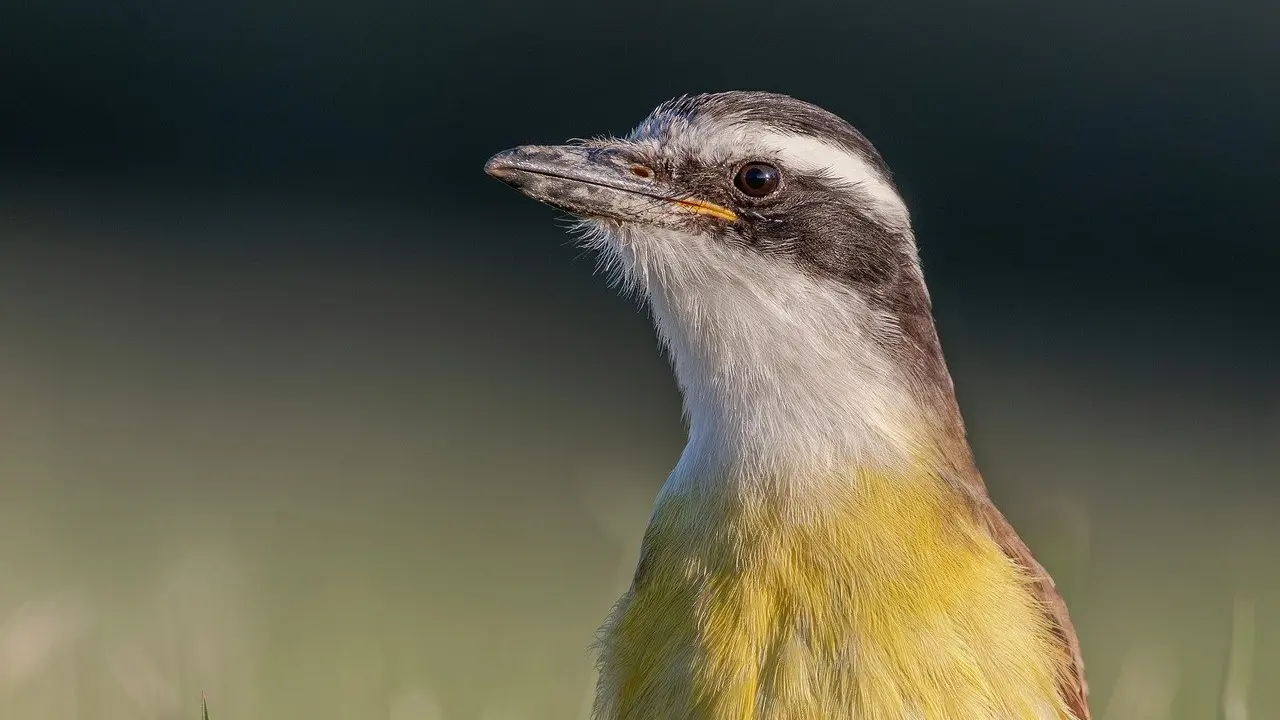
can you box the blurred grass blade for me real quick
[1223,594,1255,720]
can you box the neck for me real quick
[634,238,969,494]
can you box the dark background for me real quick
[0,1,1276,717]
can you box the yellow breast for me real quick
[591,468,1077,720]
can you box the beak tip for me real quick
[484,151,517,180]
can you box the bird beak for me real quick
[484,144,737,224]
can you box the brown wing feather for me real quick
[976,498,1091,720]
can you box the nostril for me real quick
[629,164,654,179]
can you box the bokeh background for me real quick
[2,0,1277,718]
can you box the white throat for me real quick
[600,225,930,491]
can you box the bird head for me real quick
[486,92,964,475]
[484,91,915,292]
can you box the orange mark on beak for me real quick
[671,198,737,222]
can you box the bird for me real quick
[484,91,1089,720]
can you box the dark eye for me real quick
[733,162,781,197]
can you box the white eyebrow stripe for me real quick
[758,131,910,229]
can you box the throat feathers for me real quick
[486,91,1090,720]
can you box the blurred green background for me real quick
[1,0,1277,718]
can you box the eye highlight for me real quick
[733,162,781,197]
